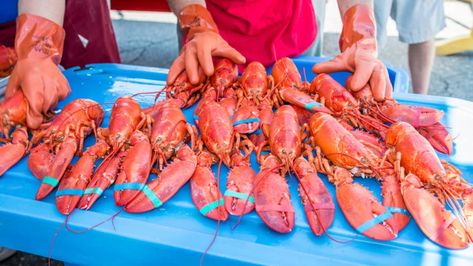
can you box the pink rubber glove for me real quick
[167,4,245,85]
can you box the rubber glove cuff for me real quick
[339,4,376,53]
[178,4,219,43]
[15,13,65,64]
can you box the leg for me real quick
[391,0,445,94]
[408,41,435,94]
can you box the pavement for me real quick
[1,1,472,265]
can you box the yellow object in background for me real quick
[436,28,473,55]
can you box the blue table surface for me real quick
[1,58,473,265]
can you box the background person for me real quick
[374,0,446,94]
[166,0,393,102]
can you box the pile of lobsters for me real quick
[0,56,471,250]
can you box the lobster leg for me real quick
[0,127,28,176]
[114,130,152,206]
[400,171,469,249]
[125,145,197,213]
[35,135,79,200]
[55,140,109,215]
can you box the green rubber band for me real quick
[224,190,254,203]
[199,198,224,216]
[142,185,163,208]
[84,187,104,196]
[42,176,59,187]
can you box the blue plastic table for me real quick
[1,58,473,265]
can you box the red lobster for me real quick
[255,105,335,235]
[124,99,198,213]
[28,99,104,200]
[0,91,29,176]
[271,57,331,114]
[308,112,410,240]
[386,122,473,249]
[78,96,151,209]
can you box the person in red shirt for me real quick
[166,0,392,102]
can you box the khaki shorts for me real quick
[375,0,446,47]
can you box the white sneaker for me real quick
[0,247,16,262]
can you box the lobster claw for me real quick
[417,122,453,155]
[401,173,469,249]
[293,157,334,235]
[254,155,295,233]
[381,174,411,232]
[0,127,28,176]
[125,145,197,213]
[114,130,152,206]
[78,151,125,210]
[379,103,444,127]
[56,141,109,215]
[224,165,256,216]
[333,167,397,240]
[337,181,398,240]
[278,86,332,114]
[232,103,260,134]
[31,135,79,200]
[190,151,228,221]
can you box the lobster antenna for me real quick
[200,158,224,266]
[48,217,66,266]
[64,208,123,234]
[199,220,221,266]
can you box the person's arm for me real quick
[337,0,372,16]
[313,0,392,101]
[6,0,69,129]
[167,0,205,14]
[166,0,245,85]
[19,0,65,25]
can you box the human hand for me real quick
[5,13,69,129]
[312,38,392,101]
[167,31,245,85]
[6,57,70,128]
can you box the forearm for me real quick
[19,0,65,25]
[337,0,372,16]
[167,0,206,15]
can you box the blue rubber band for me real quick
[142,185,163,208]
[356,209,393,233]
[193,114,199,121]
[304,101,323,110]
[232,117,261,127]
[388,207,411,216]
[42,176,59,187]
[224,190,254,203]
[200,198,224,216]
[114,182,145,191]
[56,189,84,197]
[84,187,104,196]
[253,129,263,135]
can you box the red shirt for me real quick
[206,0,317,67]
